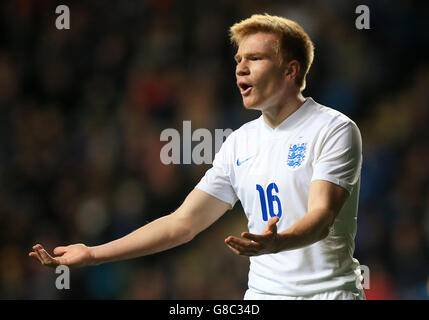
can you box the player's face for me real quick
[235,32,286,110]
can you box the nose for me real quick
[236,60,250,77]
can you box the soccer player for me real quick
[29,14,365,300]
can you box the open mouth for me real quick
[238,82,253,96]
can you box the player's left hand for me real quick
[224,217,281,256]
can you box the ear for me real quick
[284,60,301,82]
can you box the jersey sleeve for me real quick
[194,133,239,208]
[311,121,362,194]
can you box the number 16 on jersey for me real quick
[256,183,283,221]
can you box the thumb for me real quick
[267,217,279,233]
[53,246,68,255]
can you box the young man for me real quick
[29,14,365,300]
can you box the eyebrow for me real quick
[234,52,266,62]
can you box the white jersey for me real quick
[195,97,363,296]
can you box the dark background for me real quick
[0,0,428,299]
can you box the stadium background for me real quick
[0,0,428,299]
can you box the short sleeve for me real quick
[195,134,239,208]
[311,121,362,194]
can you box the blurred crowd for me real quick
[0,0,428,299]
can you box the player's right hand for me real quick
[29,243,95,268]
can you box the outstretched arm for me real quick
[225,179,349,256]
[29,189,231,268]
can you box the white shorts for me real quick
[244,288,366,300]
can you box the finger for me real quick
[226,236,255,247]
[225,243,241,255]
[35,247,50,265]
[39,248,55,263]
[33,244,43,251]
[226,242,250,256]
[226,242,258,256]
[241,232,265,243]
[29,252,41,263]
[53,246,67,256]
[32,244,51,265]
[225,236,261,254]
[37,248,58,267]
[34,248,44,263]
[267,217,279,232]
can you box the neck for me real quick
[262,93,306,129]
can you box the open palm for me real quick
[29,243,94,268]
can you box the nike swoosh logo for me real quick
[236,156,253,166]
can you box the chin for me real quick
[242,98,260,110]
[242,102,262,111]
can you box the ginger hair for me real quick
[230,14,314,91]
